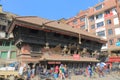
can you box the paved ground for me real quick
[31,72,120,80]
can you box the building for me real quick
[66,0,120,56]
[7,16,106,68]
[0,5,17,62]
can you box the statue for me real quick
[62,45,68,55]
[43,42,50,55]
[44,42,50,50]
[92,50,97,57]
[81,48,87,57]
[51,44,62,54]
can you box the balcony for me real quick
[0,46,17,51]
[0,19,8,26]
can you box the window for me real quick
[115,28,120,35]
[0,17,7,23]
[10,51,16,59]
[0,51,8,59]
[108,29,113,35]
[114,18,119,25]
[109,39,114,45]
[117,38,120,42]
[91,24,95,29]
[80,17,85,22]
[97,31,105,37]
[73,20,77,24]
[103,44,106,47]
[96,21,104,28]
[0,25,6,31]
[89,16,94,22]
[30,29,39,34]
[95,4,102,10]
[105,10,110,15]
[80,25,85,30]
[107,19,111,24]
[96,13,103,19]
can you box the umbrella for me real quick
[97,62,106,67]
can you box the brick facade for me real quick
[66,0,120,52]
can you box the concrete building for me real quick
[66,0,120,56]
[0,5,17,61]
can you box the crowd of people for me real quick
[17,62,112,80]
[86,63,111,78]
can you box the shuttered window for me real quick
[0,51,8,59]
[10,51,16,59]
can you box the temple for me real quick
[7,16,107,68]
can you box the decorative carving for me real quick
[81,48,87,57]
[62,45,68,55]
[51,44,62,54]
[44,42,50,50]
[21,44,31,54]
[42,42,51,55]
[92,50,98,57]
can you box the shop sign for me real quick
[73,54,80,60]
[108,56,120,62]
[48,61,61,64]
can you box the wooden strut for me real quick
[79,33,81,44]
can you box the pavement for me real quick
[31,72,120,80]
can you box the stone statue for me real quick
[92,50,97,57]
[44,42,50,50]
[81,48,87,57]
[62,45,68,55]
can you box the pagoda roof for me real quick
[8,16,107,44]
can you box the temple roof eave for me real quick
[7,16,107,44]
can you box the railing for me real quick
[0,46,16,51]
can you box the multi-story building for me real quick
[0,5,17,61]
[66,0,120,57]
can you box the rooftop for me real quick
[8,16,107,43]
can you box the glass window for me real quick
[91,24,95,29]
[117,38,120,42]
[105,10,110,15]
[80,25,85,30]
[109,39,114,45]
[89,16,94,22]
[80,17,85,22]
[103,44,106,47]
[0,51,8,59]
[97,31,105,37]
[10,51,16,59]
[107,19,111,24]
[97,21,104,28]
[96,13,103,19]
[73,20,77,24]
[0,25,6,31]
[108,29,113,35]
[95,4,102,10]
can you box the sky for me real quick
[0,0,103,20]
